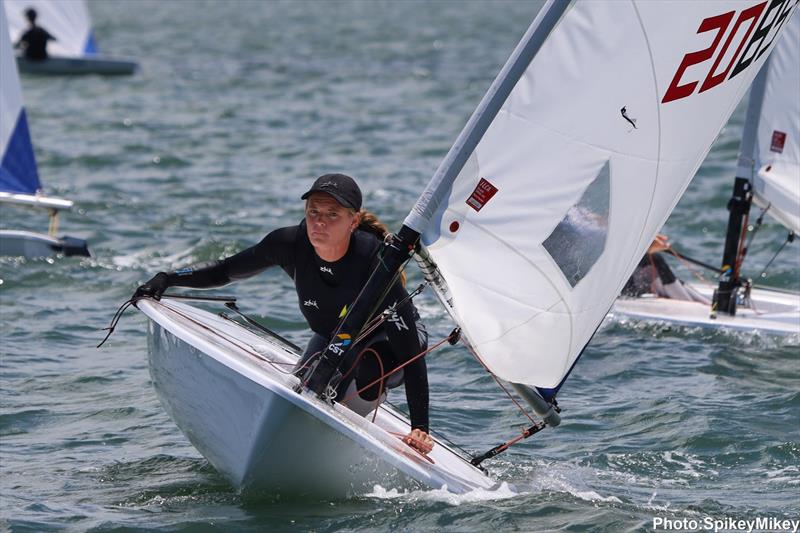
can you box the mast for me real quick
[713,178,752,316]
[302,0,572,398]
[712,46,773,316]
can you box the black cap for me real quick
[301,173,362,210]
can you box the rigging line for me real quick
[157,300,479,459]
[364,348,386,424]
[341,332,482,461]
[342,334,454,404]
[97,297,137,348]
[163,302,303,377]
[738,205,768,275]
[353,282,430,346]
[756,231,795,281]
[734,209,753,278]
[160,293,238,303]
[217,311,304,368]
[222,302,303,352]
[666,248,724,275]
[165,302,480,462]
[380,397,478,463]
[744,205,768,251]
[463,342,537,425]
[665,248,707,283]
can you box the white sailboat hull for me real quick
[140,298,495,496]
[611,282,800,336]
[17,55,137,75]
[0,229,88,258]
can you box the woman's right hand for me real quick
[402,428,434,455]
[133,272,169,300]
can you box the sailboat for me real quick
[612,12,800,336]
[0,3,89,258]
[134,0,797,495]
[5,0,137,75]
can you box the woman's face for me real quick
[305,193,358,252]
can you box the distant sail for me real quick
[0,2,41,194]
[737,11,799,234]
[406,0,797,389]
[5,0,97,57]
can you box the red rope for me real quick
[342,335,453,404]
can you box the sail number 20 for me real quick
[661,0,795,104]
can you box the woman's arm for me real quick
[383,283,430,434]
[134,226,298,299]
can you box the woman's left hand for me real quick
[402,428,434,455]
[647,233,671,254]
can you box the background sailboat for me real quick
[0,2,89,258]
[612,12,799,336]
[134,0,796,495]
[5,0,137,75]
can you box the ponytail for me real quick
[357,208,407,287]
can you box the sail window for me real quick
[542,161,610,287]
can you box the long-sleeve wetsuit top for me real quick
[161,221,429,431]
[16,27,55,60]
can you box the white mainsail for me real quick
[406,0,797,390]
[0,1,41,194]
[5,0,97,58]
[737,12,799,234]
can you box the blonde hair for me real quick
[357,208,407,287]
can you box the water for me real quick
[1,1,798,531]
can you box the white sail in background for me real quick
[737,12,799,234]
[406,0,797,389]
[5,0,97,57]
[0,1,41,194]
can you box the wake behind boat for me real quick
[5,0,137,76]
[130,0,797,496]
[139,296,495,496]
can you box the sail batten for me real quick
[411,1,797,389]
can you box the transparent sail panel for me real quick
[543,161,610,287]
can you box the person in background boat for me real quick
[14,8,56,62]
[621,234,710,304]
[133,173,435,455]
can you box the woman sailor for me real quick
[134,173,434,455]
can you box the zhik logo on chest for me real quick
[304,299,319,309]
[387,307,409,331]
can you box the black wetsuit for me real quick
[621,253,677,297]
[160,221,430,431]
[17,27,55,61]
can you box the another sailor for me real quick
[14,8,56,62]
[134,173,434,455]
[622,234,710,303]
